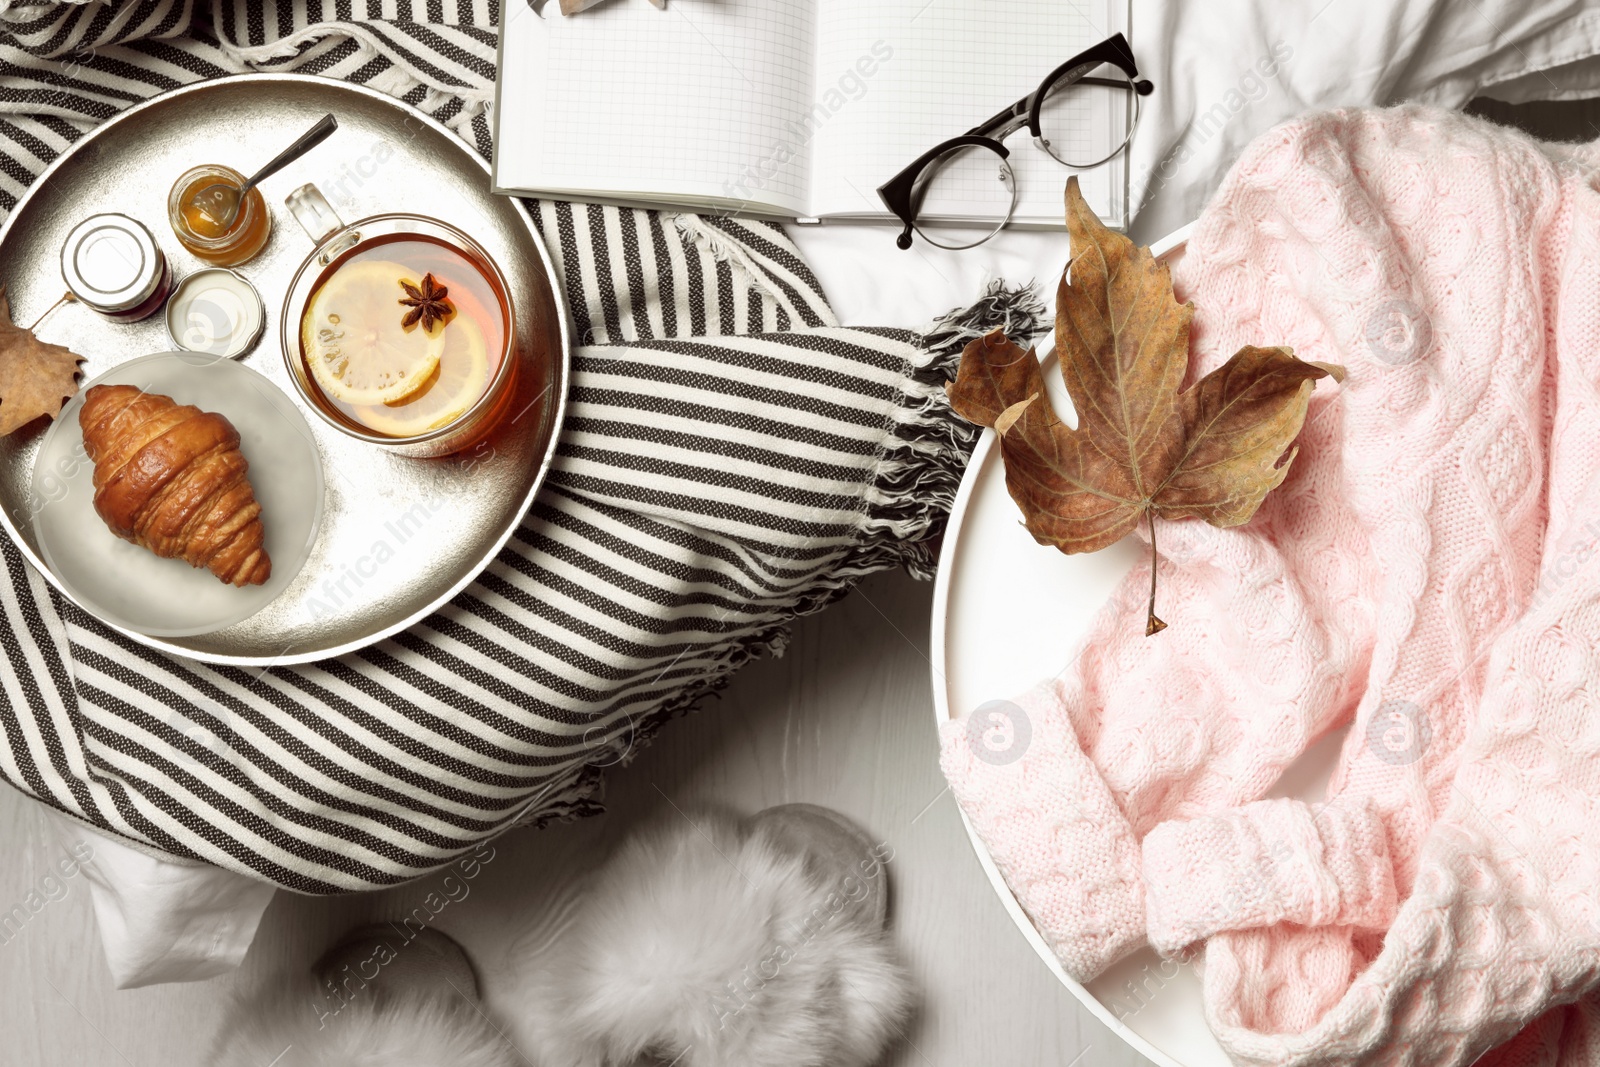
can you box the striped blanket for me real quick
[0,0,1002,892]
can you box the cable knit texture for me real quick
[1142,797,1397,956]
[943,684,1146,979]
[940,105,1600,1066]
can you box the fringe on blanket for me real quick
[529,280,1049,824]
[862,280,1048,579]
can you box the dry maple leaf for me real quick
[0,287,85,437]
[947,177,1343,635]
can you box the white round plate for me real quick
[30,351,324,638]
[931,224,1349,1066]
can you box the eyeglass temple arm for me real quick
[1084,75,1154,94]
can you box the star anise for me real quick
[399,273,452,331]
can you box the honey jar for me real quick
[167,164,272,266]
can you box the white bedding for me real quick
[1123,0,1600,242]
[75,0,1600,987]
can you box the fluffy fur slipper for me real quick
[209,928,517,1067]
[511,806,916,1067]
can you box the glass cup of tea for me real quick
[279,184,518,458]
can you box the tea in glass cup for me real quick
[299,235,508,440]
[279,184,519,458]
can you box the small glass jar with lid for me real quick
[167,164,272,266]
[59,213,173,322]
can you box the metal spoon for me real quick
[192,113,339,232]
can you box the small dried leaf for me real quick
[0,287,86,436]
[947,178,1344,633]
[946,328,1047,427]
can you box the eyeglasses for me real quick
[878,33,1152,251]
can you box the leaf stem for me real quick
[1146,513,1167,636]
[26,291,75,333]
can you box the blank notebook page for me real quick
[496,0,817,215]
[809,0,1122,225]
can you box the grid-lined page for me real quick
[496,1,817,216]
[809,0,1124,226]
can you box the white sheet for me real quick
[44,813,275,988]
[72,0,1600,986]
[1123,0,1600,241]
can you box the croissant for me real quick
[79,384,271,587]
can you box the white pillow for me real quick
[1127,0,1600,240]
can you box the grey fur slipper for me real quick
[208,927,515,1067]
[511,805,915,1067]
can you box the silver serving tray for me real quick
[0,74,570,666]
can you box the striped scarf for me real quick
[0,0,1011,892]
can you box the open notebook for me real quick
[493,0,1132,228]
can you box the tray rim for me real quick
[928,224,1199,1067]
[0,72,573,668]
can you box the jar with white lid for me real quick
[59,213,173,322]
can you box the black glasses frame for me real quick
[877,33,1153,250]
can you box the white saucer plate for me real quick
[30,351,324,639]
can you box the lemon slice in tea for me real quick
[302,260,446,406]
[355,313,492,437]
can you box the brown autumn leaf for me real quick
[947,177,1343,635]
[0,287,85,437]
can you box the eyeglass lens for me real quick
[907,144,1019,250]
[1034,65,1142,169]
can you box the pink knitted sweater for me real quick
[941,106,1600,1066]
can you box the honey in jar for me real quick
[166,164,272,266]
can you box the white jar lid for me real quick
[164,268,266,359]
